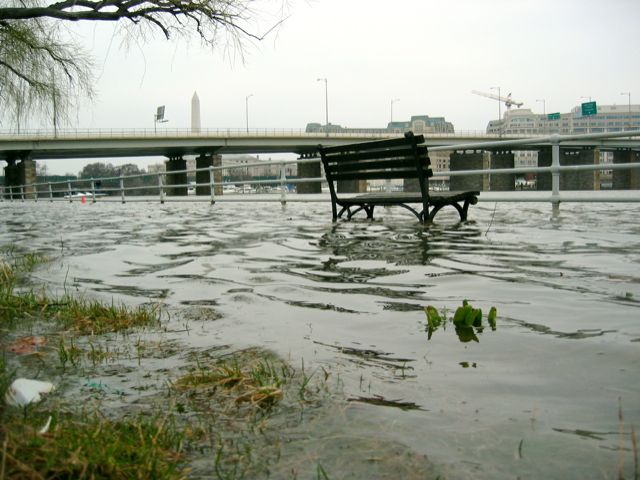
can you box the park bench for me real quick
[318,132,479,223]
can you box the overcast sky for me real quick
[5,0,640,175]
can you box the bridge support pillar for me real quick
[449,151,485,191]
[490,151,515,191]
[195,154,222,195]
[403,177,423,193]
[3,155,36,199]
[165,156,188,196]
[538,148,599,191]
[613,150,640,189]
[565,149,599,190]
[297,153,321,194]
[337,179,367,194]
[536,147,552,191]
[3,158,19,199]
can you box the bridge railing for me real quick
[0,127,494,140]
[0,157,326,204]
[2,156,640,205]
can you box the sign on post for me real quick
[581,101,597,116]
[155,105,165,122]
[547,112,561,121]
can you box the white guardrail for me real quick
[2,131,640,205]
[0,128,493,140]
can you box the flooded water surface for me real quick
[2,199,639,479]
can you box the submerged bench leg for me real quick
[331,200,338,221]
[364,205,375,219]
[428,202,465,223]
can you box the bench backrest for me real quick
[318,132,432,199]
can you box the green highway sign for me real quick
[581,101,597,116]
[547,112,561,120]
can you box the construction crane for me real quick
[472,90,524,109]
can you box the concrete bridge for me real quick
[2,128,640,161]
[2,128,640,195]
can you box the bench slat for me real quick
[319,134,425,154]
[327,157,425,172]
[330,169,426,181]
[323,147,421,164]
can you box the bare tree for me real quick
[0,0,285,128]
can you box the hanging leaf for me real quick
[424,306,443,340]
[488,307,497,330]
[425,306,442,329]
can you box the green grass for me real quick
[1,249,184,477]
[0,413,189,479]
[1,250,161,334]
[173,351,295,410]
[50,296,161,335]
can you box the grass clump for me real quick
[0,251,49,328]
[50,296,161,335]
[173,350,294,410]
[1,247,161,335]
[0,414,188,479]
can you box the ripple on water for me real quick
[1,200,639,479]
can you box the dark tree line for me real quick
[78,161,157,195]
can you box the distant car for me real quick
[63,191,107,199]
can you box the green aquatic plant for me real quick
[424,301,497,342]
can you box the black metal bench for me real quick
[318,132,479,223]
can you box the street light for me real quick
[317,78,329,128]
[390,98,399,124]
[537,99,546,134]
[245,94,253,133]
[621,92,631,129]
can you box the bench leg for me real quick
[364,205,374,220]
[460,199,471,221]
[428,202,465,223]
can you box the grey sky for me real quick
[4,0,640,175]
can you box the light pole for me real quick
[581,96,592,133]
[317,78,328,128]
[621,92,631,129]
[537,99,546,134]
[390,98,399,124]
[245,94,253,133]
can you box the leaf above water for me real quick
[425,302,497,343]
